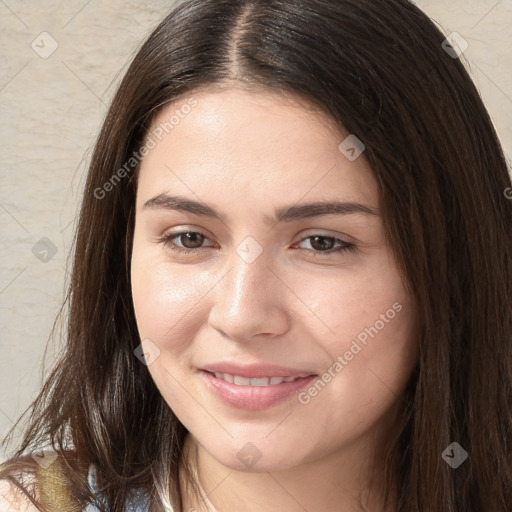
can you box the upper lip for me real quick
[201,362,317,379]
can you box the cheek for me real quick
[287,253,413,346]
[130,252,218,405]
[288,256,418,392]
[130,247,217,352]
[292,277,417,448]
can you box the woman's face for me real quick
[131,87,419,473]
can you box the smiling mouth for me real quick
[200,370,318,410]
[207,371,312,386]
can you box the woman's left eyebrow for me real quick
[142,193,379,224]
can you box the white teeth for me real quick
[212,372,309,386]
[233,375,251,385]
[250,377,270,386]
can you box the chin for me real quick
[199,436,310,473]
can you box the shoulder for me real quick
[1,452,152,512]
[0,452,41,511]
[0,450,88,512]
[0,477,39,512]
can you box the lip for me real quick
[202,362,316,379]
[198,364,317,410]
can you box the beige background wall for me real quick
[0,0,511,460]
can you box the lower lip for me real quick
[199,370,317,410]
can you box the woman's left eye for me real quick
[156,231,355,257]
[294,235,355,256]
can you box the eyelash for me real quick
[156,230,356,257]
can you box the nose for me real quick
[207,246,292,342]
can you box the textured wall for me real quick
[0,0,511,460]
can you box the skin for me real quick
[130,86,419,512]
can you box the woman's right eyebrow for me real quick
[143,193,223,220]
[142,193,380,225]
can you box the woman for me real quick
[1,0,511,510]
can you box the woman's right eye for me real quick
[157,231,215,254]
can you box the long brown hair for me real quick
[2,0,512,510]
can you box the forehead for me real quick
[137,88,378,209]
